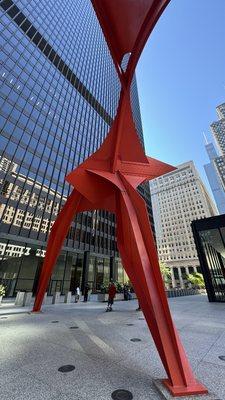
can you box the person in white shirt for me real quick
[75,286,80,303]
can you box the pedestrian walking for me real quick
[136,301,141,311]
[83,284,89,302]
[123,284,129,301]
[128,288,132,300]
[75,286,80,303]
[106,282,116,312]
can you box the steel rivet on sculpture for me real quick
[33,0,208,396]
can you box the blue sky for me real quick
[136,0,225,196]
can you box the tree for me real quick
[187,272,205,289]
[159,262,171,288]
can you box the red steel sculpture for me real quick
[33,0,208,396]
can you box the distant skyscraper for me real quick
[211,103,225,154]
[216,103,225,120]
[210,103,225,191]
[150,161,216,288]
[204,102,225,214]
[0,0,152,297]
[204,142,225,214]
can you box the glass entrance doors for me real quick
[69,254,83,294]
[87,256,110,292]
[192,215,225,302]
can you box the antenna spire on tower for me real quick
[203,132,208,145]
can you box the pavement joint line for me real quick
[0,311,31,316]
[196,330,225,368]
[196,359,225,371]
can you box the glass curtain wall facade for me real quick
[0,0,153,296]
[204,142,225,214]
[208,103,225,204]
[192,215,225,302]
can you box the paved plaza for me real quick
[0,295,225,400]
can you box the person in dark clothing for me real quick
[136,301,141,311]
[83,284,89,302]
[106,282,116,311]
[123,284,129,301]
[128,288,132,300]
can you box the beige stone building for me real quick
[150,161,217,288]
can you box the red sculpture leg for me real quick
[33,189,83,312]
[116,174,207,396]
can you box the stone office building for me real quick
[150,161,217,288]
[0,0,153,296]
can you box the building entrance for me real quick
[192,215,225,302]
[69,253,83,294]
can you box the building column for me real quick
[110,256,115,281]
[193,266,197,273]
[81,251,89,294]
[32,259,43,295]
[178,267,184,289]
[114,259,119,282]
[185,267,189,276]
[171,268,176,288]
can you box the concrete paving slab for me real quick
[1,296,225,399]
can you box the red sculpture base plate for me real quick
[162,379,208,397]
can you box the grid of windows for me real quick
[216,103,225,120]
[212,119,225,157]
[209,102,225,195]
[150,162,216,286]
[0,0,119,252]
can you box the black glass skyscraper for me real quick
[0,0,153,297]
